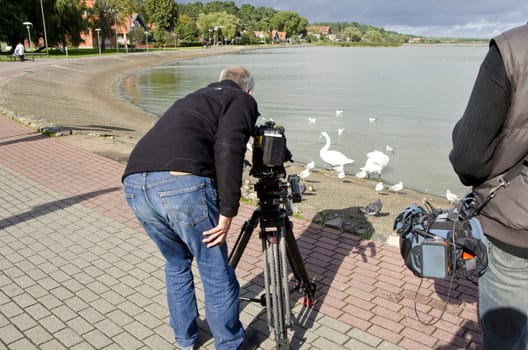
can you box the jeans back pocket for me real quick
[159,183,208,226]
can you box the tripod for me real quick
[229,177,316,349]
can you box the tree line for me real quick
[0,0,413,52]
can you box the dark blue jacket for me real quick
[123,80,260,217]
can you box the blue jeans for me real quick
[123,172,245,350]
[479,234,528,350]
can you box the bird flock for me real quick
[298,109,407,216]
[292,109,461,215]
[308,113,402,195]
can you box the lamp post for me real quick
[145,31,149,53]
[39,0,49,55]
[22,22,33,51]
[95,28,101,54]
[22,21,34,61]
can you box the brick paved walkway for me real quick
[0,115,481,349]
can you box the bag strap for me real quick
[477,154,528,213]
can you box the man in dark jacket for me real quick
[450,24,528,349]
[122,66,259,350]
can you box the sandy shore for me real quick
[0,47,453,243]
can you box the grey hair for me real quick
[219,66,255,92]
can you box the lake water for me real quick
[120,44,489,197]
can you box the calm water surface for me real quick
[121,45,489,197]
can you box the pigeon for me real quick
[308,117,317,124]
[385,145,395,154]
[336,110,344,117]
[360,199,383,216]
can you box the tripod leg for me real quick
[279,227,292,326]
[228,208,261,269]
[284,216,316,306]
[269,236,289,349]
[262,237,273,328]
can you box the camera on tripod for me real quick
[250,121,302,205]
[230,121,316,346]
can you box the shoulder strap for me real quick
[477,154,528,213]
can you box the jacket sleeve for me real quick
[449,42,511,186]
[214,93,259,217]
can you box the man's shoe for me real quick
[238,330,260,350]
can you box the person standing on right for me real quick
[450,24,528,349]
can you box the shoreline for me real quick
[0,46,453,243]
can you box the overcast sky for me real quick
[189,0,527,38]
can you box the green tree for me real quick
[269,11,307,37]
[237,4,256,30]
[52,0,88,47]
[0,0,27,50]
[153,27,170,47]
[175,14,198,42]
[204,1,238,16]
[343,26,362,42]
[363,29,382,43]
[197,11,239,45]
[177,2,204,21]
[145,0,178,31]
[254,7,277,31]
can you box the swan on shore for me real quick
[356,150,389,178]
[319,132,354,169]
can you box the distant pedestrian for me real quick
[13,42,25,62]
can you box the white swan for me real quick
[357,150,390,178]
[319,132,354,168]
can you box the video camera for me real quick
[393,196,487,280]
[249,121,302,211]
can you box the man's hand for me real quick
[202,215,233,248]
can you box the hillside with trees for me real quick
[1,0,416,53]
